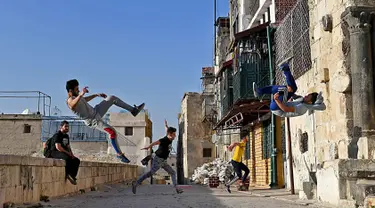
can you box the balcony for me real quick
[201,96,217,123]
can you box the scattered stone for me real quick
[191,158,234,185]
[39,195,49,202]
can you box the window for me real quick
[171,163,175,166]
[125,127,133,136]
[23,124,31,133]
[203,148,212,158]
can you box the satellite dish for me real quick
[21,109,32,115]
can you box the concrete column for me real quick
[342,7,375,158]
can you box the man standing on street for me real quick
[50,120,81,185]
[132,126,183,194]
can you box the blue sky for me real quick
[0,0,228,142]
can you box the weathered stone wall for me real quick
[0,155,138,205]
[70,142,108,153]
[180,92,215,180]
[0,114,43,156]
[286,0,357,191]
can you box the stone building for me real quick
[178,92,214,183]
[109,111,153,165]
[0,114,43,155]
[273,0,375,207]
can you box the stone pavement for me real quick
[37,183,330,208]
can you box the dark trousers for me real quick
[51,151,80,178]
[257,64,297,111]
[231,160,250,183]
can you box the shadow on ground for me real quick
[40,183,309,208]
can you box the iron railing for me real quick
[274,0,311,85]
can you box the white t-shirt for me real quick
[272,101,308,117]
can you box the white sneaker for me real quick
[253,82,259,98]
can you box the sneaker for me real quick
[253,82,259,98]
[277,56,293,70]
[66,175,77,185]
[226,185,231,193]
[132,181,137,194]
[131,103,145,117]
[117,154,130,163]
[176,187,184,194]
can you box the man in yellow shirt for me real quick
[225,137,250,193]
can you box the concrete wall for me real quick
[0,155,138,205]
[0,114,43,155]
[70,142,108,153]
[180,93,215,181]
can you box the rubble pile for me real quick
[191,158,234,185]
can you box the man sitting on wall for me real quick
[50,120,80,185]
[252,57,326,117]
[225,136,250,193]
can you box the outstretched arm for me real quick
[164,119,168,133]
[84,93,107,102]
[84,94,98,102]
[228,142,240,151]
[141,140,161,150]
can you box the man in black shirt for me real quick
[132,126,183,194]
[50,121,80,185]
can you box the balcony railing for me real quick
[201,97,217,123]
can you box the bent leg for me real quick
[95,95,134,117]
[162,163,177,187]
[70,158,81,178]
[258,85,287,96]
[239,162,250,184]
[282,64,298,93]
[136,156,162,185]
[96,120,123,155]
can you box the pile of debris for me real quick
[191,158,234,185]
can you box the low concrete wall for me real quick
[0,155,138,205]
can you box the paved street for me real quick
[41,184,317,208]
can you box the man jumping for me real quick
[66,79,145,163]
[253,58,325,117]
[132,126,183,194]
[225,136,250,193]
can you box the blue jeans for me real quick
[136,155,177,186]
[256,64,297,111]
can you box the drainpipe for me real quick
[267,25,278,188]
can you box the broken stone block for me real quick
[357,135,375,159]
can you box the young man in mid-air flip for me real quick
[253,57,326,117]
[66,79,145,163]
[132,124,183,194]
